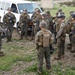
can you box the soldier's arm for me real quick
[39,14,42,21]
[35,34,39,44]
[19,15,23,23]
[3,14,7,24]
[0,26,7,33]
[35,33,39,49]
[56,23,64,39]
[13,14,16,23]
[49,31,53,45]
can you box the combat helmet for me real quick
[71,13,75,20]
[57,12,65,18]
[35,8,40,12]
[70,11,74,16]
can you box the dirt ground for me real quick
[0,29,75,75]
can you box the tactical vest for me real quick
[38,30,51,47]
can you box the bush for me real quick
[60,2,75,7]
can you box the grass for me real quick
[0,39,36,71]
[22,62,75,75]
[48,4,75,18]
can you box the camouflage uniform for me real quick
[46,11,54,33]
[69,14,75,53]
[53,14,59,44]
[55,14,66,60]
[35,21,52,73]
[71,23,75,53]
[19,10,30,39]
[3,8,16,42]
[0,23,7,56]
[31,9,42,35]
[66,11,74,49]
[41,13,50,30]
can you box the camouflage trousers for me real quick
[68,34,72,48]
[34,25,39,35]
[57,38,65,58]
[6,24,13,42]
[20,23,28,39]
[71,35,75,52]
[37,47,51,72]
[0,34,2,52]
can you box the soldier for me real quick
[41,13,54,52]
[53,12,59,44]
[46,11,53,33]
[31,8,42,36]
[0,16,7,56]
[67,11,74,25]
[41,13,50,29]
[0,16,6,38]
[54,13,66,60]
[69,13,75,54]
[19,9,30,40]
[3,7,16,42]
[35,21,52,74]
[66,11,74,49]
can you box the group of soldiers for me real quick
[0,7,16,56]
[34,9,75,74]
[0,7,75,74]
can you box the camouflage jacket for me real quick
[3,12,16,25]
[35,29,52,47]
[19,13,30,24]
[56,20,67,40]
[31,13,42,23]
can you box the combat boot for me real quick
[73,55,75,57]
[67,43,72,49]
[0,52,4,56]
[19,37,23,40]
[19,36,23,40]
[70,50,75,53]
[6,40,12,42]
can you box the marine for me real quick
[31,8,42,36]
[19,9,30,40]
[3,7,16,42]
[54,13,67,60]
[69,13,75,54]
[35,21,52,74]
[66,11,75,49]
[0,16,7,56]
[46,11,54,33]
[41,13,50,30]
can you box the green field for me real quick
[50,4,75,18]
[0,4,75,75]
[0,39,75,75]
